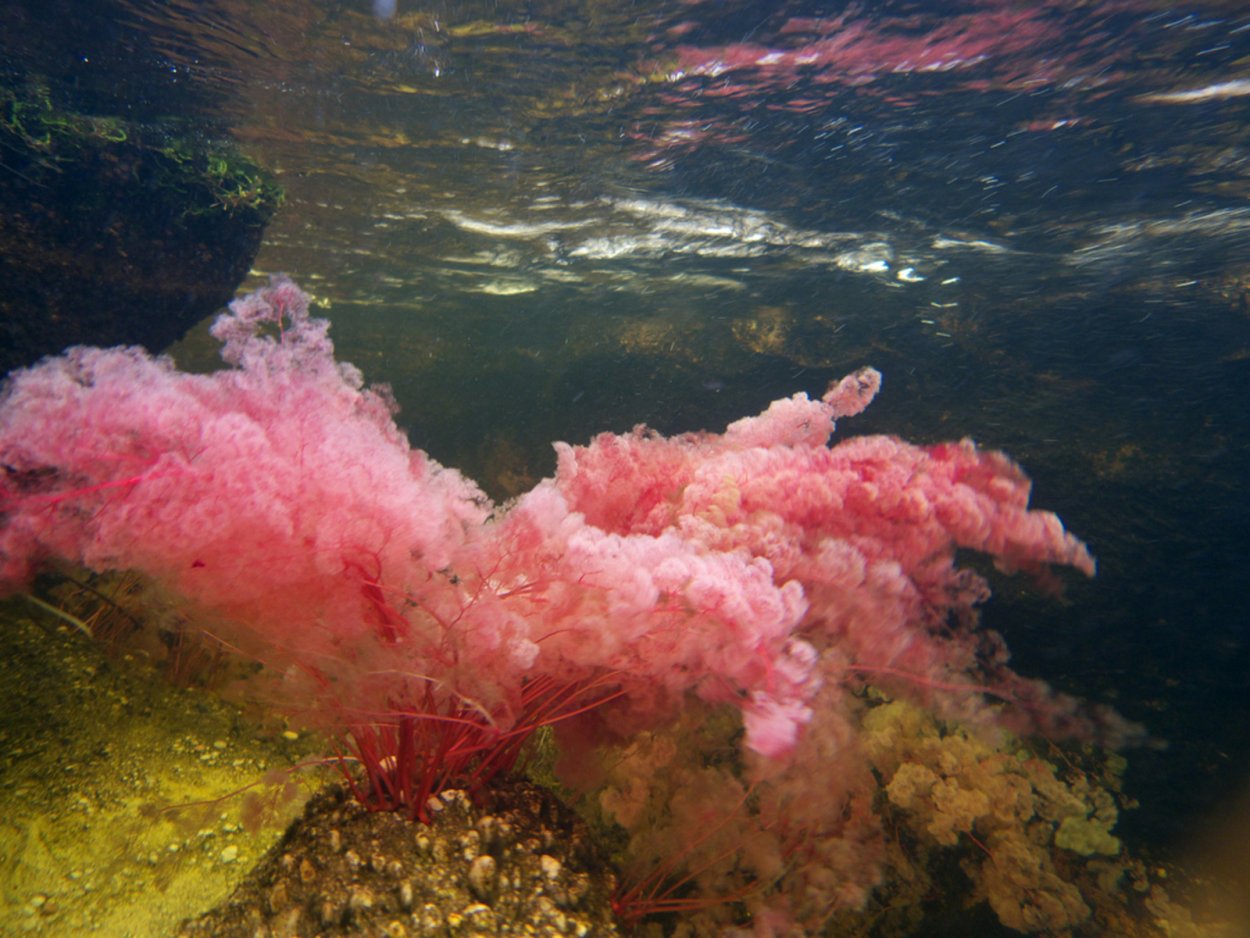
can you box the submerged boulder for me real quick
[0,85,281,374]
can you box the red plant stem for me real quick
[844,663,1015,701]
[2,465,181,511]
[611,782,761,924]
[343,673,626,823]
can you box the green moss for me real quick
[1,83,282,226]
[0,81,284,371]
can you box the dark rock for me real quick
[0,84,281,375]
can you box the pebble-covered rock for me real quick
[175,780,621,937]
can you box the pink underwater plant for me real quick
[0,277,1126,927]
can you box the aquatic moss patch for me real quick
[0,83,283,373]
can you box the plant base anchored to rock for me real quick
[341,673,626,823]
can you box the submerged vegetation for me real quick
[1,83,282,219]
[0,279,1236,936]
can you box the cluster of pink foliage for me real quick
[0,277,1114,907]
[670,9,1065,90]
[659,2,1135,93]
[629,1,1140,169]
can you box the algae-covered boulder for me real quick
[0,85,282,374]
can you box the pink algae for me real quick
[0,276,1113,810]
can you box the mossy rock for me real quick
[0,84,283,374]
